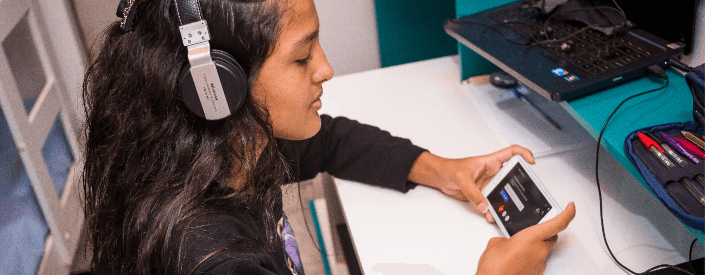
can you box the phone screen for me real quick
[487,163,553,236]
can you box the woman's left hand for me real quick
[408,145,534,223]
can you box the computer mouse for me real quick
[489,71,518,88]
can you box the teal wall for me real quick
[455,0,519,80]
[373,0,521,79]
[374,0,457,67]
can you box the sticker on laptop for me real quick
[564,75,579,82]
[551,68,579,82]
[551,68,568,76]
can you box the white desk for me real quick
[319,56,701,275]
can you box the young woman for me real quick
[81,0,576,274]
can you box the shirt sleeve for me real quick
[280,115,427,193]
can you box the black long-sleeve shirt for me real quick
[168,115,426,274]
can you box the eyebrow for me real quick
[293,28,319,51]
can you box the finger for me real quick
[485,211,494,223]
[528,202,576,240]
[491,145,535,164]
[457,178,489,214]
[510,145,535,164]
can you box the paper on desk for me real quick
[462,79,594,158]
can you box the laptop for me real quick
[444,0,697,101]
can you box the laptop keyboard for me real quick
[488,5,665,76]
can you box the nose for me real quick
[313,43,334,84]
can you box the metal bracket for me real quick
[187,42,212,68]
[179,20,210,47]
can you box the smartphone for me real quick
[482,155,562,238]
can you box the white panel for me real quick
[60,108,81,165]
[58,162,83,256]
[0,51,31,144]
[314,0,381,76]
[2,11,49,110]
[36,236,71,275]
[27,79,61,149]
[32,0,87,126]
[0,0,29,41]
[23,140,72,263]
[27,8,58,88]
[0,0,84,271]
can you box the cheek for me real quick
[253,81,321,140]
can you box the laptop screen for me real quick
[616,0,697,54]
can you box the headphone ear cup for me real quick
[179,49,248,120]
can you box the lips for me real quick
[311,92,323,110]
[311,92,323,104]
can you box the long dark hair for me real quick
[81,0,289,274]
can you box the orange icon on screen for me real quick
[498,206,505,212]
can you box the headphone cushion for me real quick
[179,49,248,119]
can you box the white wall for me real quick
[314,0,381,76]
[71,0,115,60]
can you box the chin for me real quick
[301,124,322,139]
[275,116,322,140]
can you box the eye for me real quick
[295,54,312,65]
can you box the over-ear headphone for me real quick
[174,0,247,120]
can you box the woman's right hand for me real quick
[476,202,576,275]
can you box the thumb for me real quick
[525,202,576,240]
[490,145,535,165]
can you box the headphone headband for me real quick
[173,0,234,120]
[174,0,203,25]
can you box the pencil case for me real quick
[625,121,705,231]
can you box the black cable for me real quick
[297,179,323,254]
[595,73,697,275]
[449,17,593,47]
[292,143,339,258]
[490,19,591,46]
[457,0,630,48]
[534,0,626,17]
[541,6,625,35]
[610,0,627,20]
[595,75,667,274]
[451,5,630,49]
[689,238,702,275]
[538,6,627,45]
[667,58,694,73]
[448,19,533,46]
[286,142,323,254]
